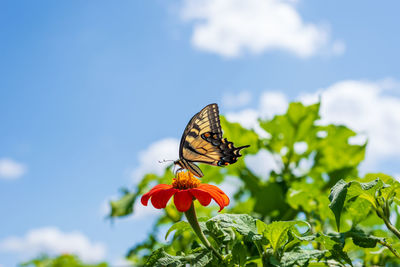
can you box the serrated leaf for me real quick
[259,221,310,256]
[205,214,262,244]
[279,249,327,267]
[146,247,213,267]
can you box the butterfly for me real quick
[174,103,250,177]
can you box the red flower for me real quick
[141,171,230,212]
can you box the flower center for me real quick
[172,171,201,189]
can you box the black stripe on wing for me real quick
[179,103,221,158]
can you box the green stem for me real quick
[376,207,400,241]
[382,213,400,241]
[254,241,267,267]
[184,202,223,261]
[378,239,400,259]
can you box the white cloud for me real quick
[218,176,243,196]
[222,91,252,108]
[259,91,288,118]
[181,0,342,58]
[225,78,400,173]
[245,150,281,178]
[300,79,400,167]
[131,78,400,185]
[225,91,289,138]
[131,200,163,219]
[0,227,106,263]
[226,108,259,129]
[0,158,26,180]
[111,257,132,267]
[131,138,180,183]
[226,108,270,138]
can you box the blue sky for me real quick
[1,0,400,265]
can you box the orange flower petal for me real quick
[208,185,230,206]
[174,190,193,212]
[151,188,178,209]
[206,184,230,206]
[189,188,212,206]
[198,184,230,211]
[141,184,172,206]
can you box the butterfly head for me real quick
[173,159,183,169]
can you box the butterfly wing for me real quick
[177,103,249,177]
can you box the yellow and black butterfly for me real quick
[174,103,250,177]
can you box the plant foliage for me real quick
[22,102,400,266]
[106,102,400,266]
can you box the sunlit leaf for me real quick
[315,234,352,266]
[205,214,261,242]
[258,220,311,256]
[145,247,213,267]
[279,249,327,267]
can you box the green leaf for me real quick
[232,241,247,266]
[346,227,382,248]
[258,221,310,256]
[329,178,387,231]
[165,221,191,240]
[345,197,373,226]
[315,234,352,266]
[205,214,261,243]
[279,249,327,267]
[109,189,136,217]
[329,179,349,231]
[146,247,213,267]
[347,178,384,207]
[312,125,366,174]
[364,173,400,202]
[259,102,320,156]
